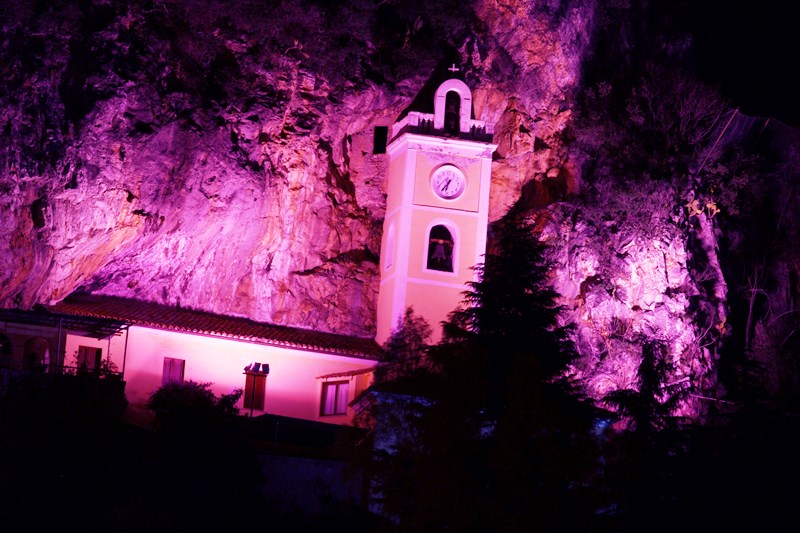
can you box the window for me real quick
[162,357,185,385]
[24,337,51,368]
[373,126,388,154]
[426,225,454,272]
[77,345,102,371]
[321,381,349,416]
[244,370,267,411]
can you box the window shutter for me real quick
[336,382,350,415]
[162,357,185,385]
[244,373,266,411]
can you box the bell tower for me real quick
[376,74,497,344]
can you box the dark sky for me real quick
[682,1,799,127]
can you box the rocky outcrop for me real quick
[0,0,596,337]
[539,202,724,413]
[11,0,779,416]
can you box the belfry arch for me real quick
[426,224,456,273]
[433,78,473,133]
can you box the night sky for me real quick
[683,0,799,127]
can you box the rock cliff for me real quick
[6,0,793,413]
[0,0,595,335]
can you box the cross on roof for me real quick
[448,63,459,73]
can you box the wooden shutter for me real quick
[162,357,185,385]
[244,373,266,411]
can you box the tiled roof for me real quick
[0,307,128,339]
[317,367,375,380]
[46,293,384,360]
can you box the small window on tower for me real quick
[426,225,454,272]
[373,126,388,154]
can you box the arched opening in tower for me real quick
[444,91,461,135]
[427,225,454,272]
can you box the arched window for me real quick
[427,225,454,272]
[23,336,50,369]
[444,91,461,134]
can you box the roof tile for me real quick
[47,293,384,360]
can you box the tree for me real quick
[364,208,600,531]
[445,209,598,530]
[146,380,242,435]
[347,307,435,529]
[374,307,432,384]
[600,339,691,528]
[442,208,578,386]
[143,381,265,529]
[602,340,688,437]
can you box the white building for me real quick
[0,73,496,428]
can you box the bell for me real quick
[432,243,447,261]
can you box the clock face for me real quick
[431,165,466,200]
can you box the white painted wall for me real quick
[65,326,376,425]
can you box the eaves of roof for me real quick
[45,293,384,361]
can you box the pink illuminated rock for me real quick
[0,0,731,418]
[540,203,722,416]
[0,0,595,337]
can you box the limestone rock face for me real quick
[0,0,597,338]
[539,202,723,413]
[4,0,742,415]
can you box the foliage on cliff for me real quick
[560,0,799,417]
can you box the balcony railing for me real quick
[0,358,123,380]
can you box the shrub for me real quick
[146,380,242,434]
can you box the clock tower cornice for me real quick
[386,132,498,159]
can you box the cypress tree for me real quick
[428,208,599,530]
[355,208,601,531]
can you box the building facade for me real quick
[0,74,495,427]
